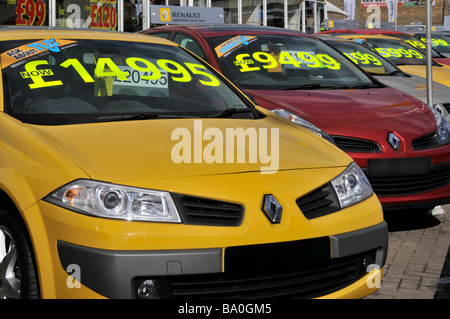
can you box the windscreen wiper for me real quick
[205,107,253,118]
[386,70,405,76]
[344,83,381,89]
[282,84,349,90]
[282,83,322,90]
[95,113,196,122]
[365,71,386,76]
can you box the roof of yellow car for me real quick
[0,27,177,46]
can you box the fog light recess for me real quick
[137,279,158,299]
[363,251,376,272]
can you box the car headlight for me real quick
[44,180,181,223]
[431,107,450,145]
[271,108,335,144]
[331,162,373,209]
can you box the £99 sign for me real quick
[16,0,46,26]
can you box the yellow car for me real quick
[0,28,387,299]
[337,34,450,87]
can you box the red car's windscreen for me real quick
[208,34,378,90]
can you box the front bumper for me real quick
[57,221,388,299]
[353,155,450,209]
[23,168,386,299]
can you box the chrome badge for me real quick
[388,132,401,150]
[262,194,282,224]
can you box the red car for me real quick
[316,28,450,66]
[140,25,450,211]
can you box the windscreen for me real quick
[1,38,252,125]
[415,33,450,54]
[400,36,441,58]
[327,40,399,76]
[358,38,433,66]
[207,34,378,90]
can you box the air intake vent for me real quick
[368,162,450,196]
[142,239,370,299]
[172,194,244,226]
[332,136,381,153]
[296,182,341,219]
[412,132,441,150]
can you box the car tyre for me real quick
[0,208,39,299]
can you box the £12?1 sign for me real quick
[63,0,118,30]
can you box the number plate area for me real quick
[224,237,330,278]
[367,157,431,177]
[113,65,168,97]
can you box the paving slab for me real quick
[364,204,450,299]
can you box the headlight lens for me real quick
[432,107,450,145]
[271,108,335,144]
[44,180,181,223]
[331,162,373,209]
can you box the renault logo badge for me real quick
[262,194,282,224]
[388,132,401,150]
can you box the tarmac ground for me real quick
[364,204,450,299]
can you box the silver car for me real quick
[321,36,450,122]
[414,32,450,58]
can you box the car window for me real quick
[415,33,450,54]
[357,38,431,66]
[327,41,399,76]
[0,38,252,125]
[148,32,171,40]
[173,34,206,60]
[399,36,441,58]
[207,34,378,90]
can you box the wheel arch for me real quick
[0,188,41,298]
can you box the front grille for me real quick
[368,162,450,196]
[168,258,362,298]
[296,182,341,219]
[412,132,441,150]
[172,194,244,226]
[138,239,369,299]
[332,136,381,153]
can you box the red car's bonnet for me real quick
[248,87,435,143]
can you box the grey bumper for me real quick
[331,220,388,268]
[58,221,388,298]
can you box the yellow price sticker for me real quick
[343,52,382,66]
[20,68,54,78]
[22,61,63,89]
[233,51,341,73]
[374,47,423,59]
[20,57,222,90]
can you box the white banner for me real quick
[344,0,355,20]
[362,0,393,7]
[387,0,395,22]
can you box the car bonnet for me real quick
[25,114,351,182]
[247,87,436,142]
